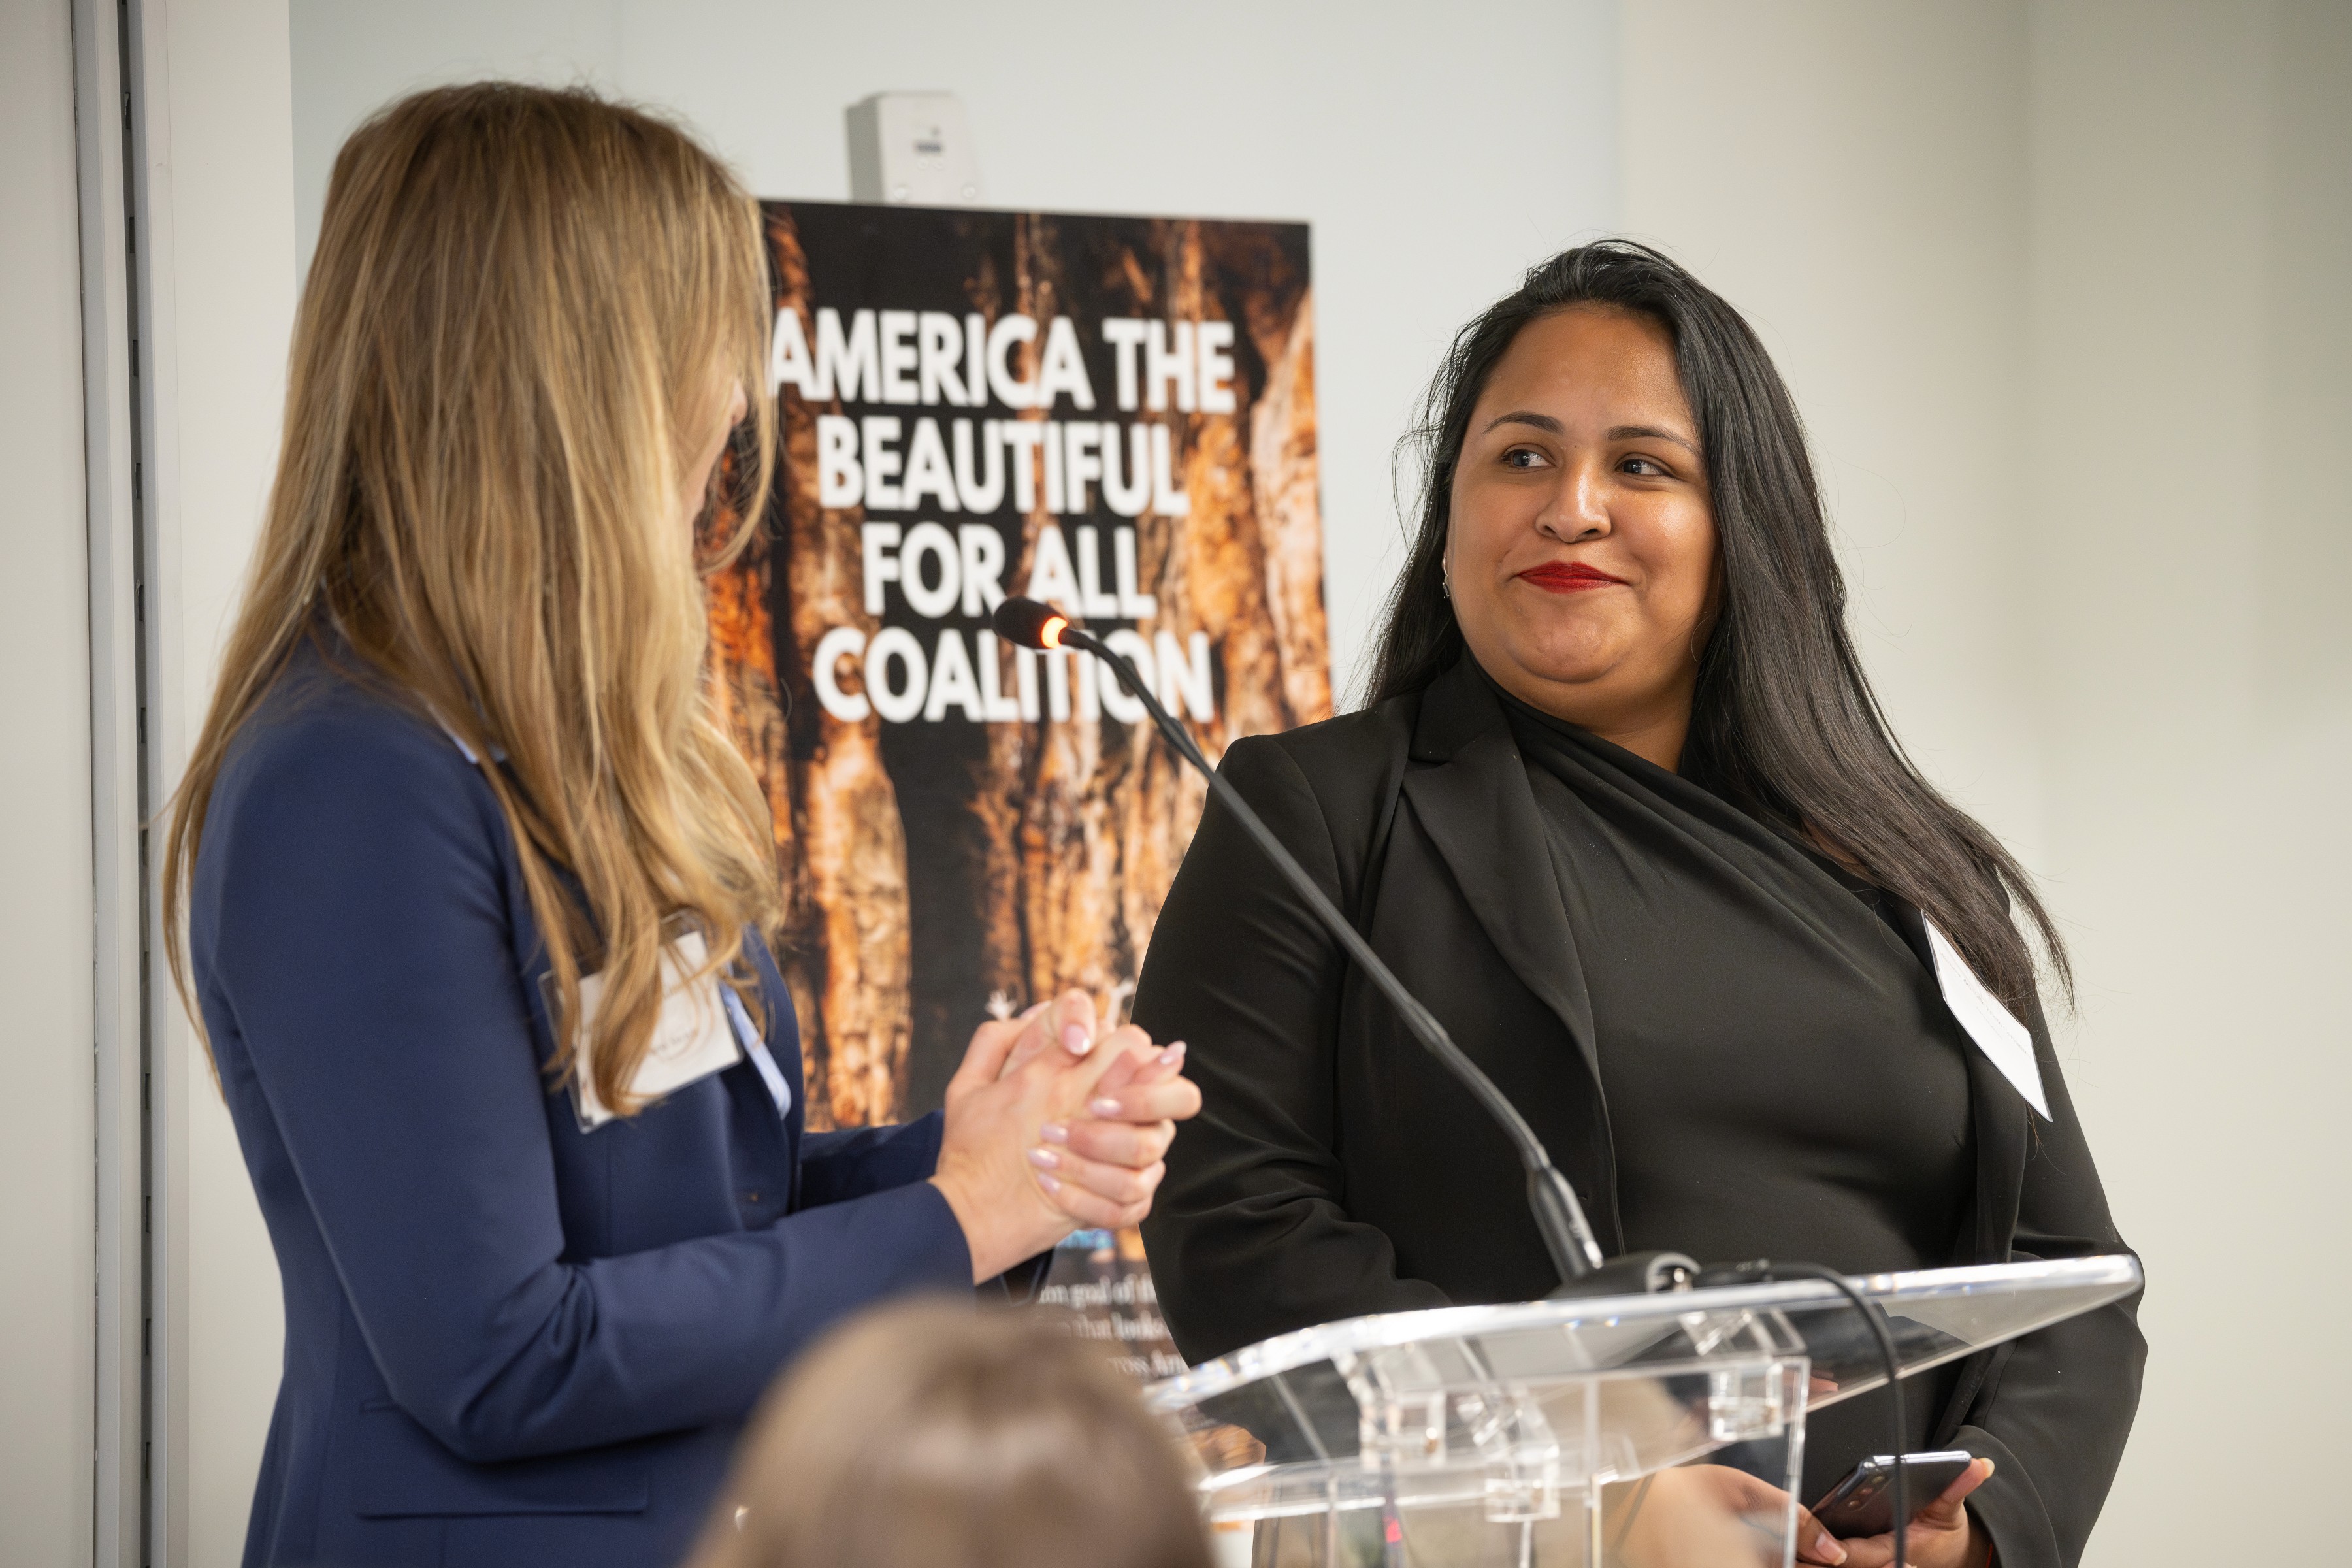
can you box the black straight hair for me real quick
[1367,240,2067,1011]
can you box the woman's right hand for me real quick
[1812,1459,1994,1568]
[928,990,1168,1281]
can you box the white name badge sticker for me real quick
[568,930,743,1132]
[1923,919,2051,1120]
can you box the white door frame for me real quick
[74,0,196,1560]
[69,1,145,1558]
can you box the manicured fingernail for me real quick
[1814,1532,1846,1565]
[1038,1122,1069,1145]
[1062,1023,1093,1056]
[1035,1171,1061,1194]
[1090,1097,1122,1117]
[1158,1041,1187,1066]
[1027,1147,1060,1169]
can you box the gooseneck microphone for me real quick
[993,596,1615,1289]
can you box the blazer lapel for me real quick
[1963,1043,2029,1264]
[1397,661,1602,1090]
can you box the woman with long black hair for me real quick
[1135,242,2140,1568]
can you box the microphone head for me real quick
[992,596,1070,651]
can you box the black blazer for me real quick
[1134,657,2144,1568]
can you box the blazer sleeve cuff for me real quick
[784,1171,973,1299]
[1948,1425,2060,1568]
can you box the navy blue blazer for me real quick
[191,640,973,1568]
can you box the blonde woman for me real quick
[165,84,1197,1568]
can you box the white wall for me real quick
[288,0,1623,696]
[2025,1,2352,1558]
[1623,2,2352,1561]
[0,2,99,1563]
[148,3,304,1563]
[1622,0,2042,864]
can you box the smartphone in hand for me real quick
[1810,1450,1974,1538]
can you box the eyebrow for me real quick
[1478,411,1701,457]
[1607,423,1700,456]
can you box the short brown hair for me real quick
[689,1299,1213,1568]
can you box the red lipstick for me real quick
[1516,561,1627,593]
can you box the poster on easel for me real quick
[702,201,1326,1375]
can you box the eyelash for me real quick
[1501,448,1675,478]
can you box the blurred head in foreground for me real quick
[688,1300,1213,1568]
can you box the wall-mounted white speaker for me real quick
[845,91,984,207]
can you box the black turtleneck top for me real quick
[1499,688,1978,1468]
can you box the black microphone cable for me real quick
[1701,1259,1910,1568]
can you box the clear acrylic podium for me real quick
[1147,1255,2140,1568]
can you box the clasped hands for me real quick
[928,990,1201,1282]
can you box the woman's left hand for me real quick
[1051,1032,1198,1164]
[1806,1458,1995,1568]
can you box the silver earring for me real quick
[1441,564,1452,599]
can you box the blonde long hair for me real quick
[163,83,781,1115]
